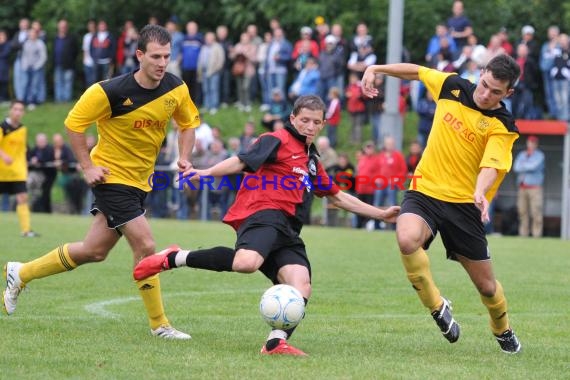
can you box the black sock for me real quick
[182,246,236,272]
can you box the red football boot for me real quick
[133,244,180,280]
[260,339,308,356]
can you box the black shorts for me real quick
[400,190,489,261]
[91,184,147,232]
[0,181,26,194]
[235,209,311,284]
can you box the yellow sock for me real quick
[16,203,31,234]
[19,244,77,283]
[481,280,510,335]
[401,248,442,312]
[136,274,169,329]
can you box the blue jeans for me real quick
[54,67,75,102]
[542,71,557,117]
[552,79,569,121]
[83,65,96,88]
[259,72,270,106]
[268,73,287,101]
[374,187,398,230]
[201,72,221,110]
[13,58,26,101]
[23,68,43,105]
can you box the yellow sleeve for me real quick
[418,66,455,100]
[65,84,112,133]
[172,84,201,131]
[480,132,518,172]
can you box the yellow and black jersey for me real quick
[65,72,200,191]
[415,67,519,202]
[0,119,27,182]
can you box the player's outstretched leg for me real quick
[431,297,460,343]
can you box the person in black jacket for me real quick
[53,19,79,102]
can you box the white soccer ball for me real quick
[259,284,305,329]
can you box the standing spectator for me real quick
[350,22,372,54]
[292,26,320,63]
[425,24,457,67]
[416,90,436,148]
[115,20,135,75]
[181,21,203,106]
[288,56,320,102]
[216,25,233,108]
[28,133,56,213]
[497,27,513,57]
[316,136,338,171]
[406,140,423,175]
[447,0,473,51]
[541,26,562,118]
[165,18,184,78]
[373,136,407,230]
[550,33,570,121]
[239,120,258,149]
[90,20,115,82]
[318,34,345,102]
[11,18,30,102]
[53,19,79,103]
[266,27,292,101]
[512,43,541,119]
[367,74,385,146]
[518,25,540,61]
[355,141,380,229]
[314,16,329,51]
[30,20,47,105]
[257,31,272,111]
[330,24,347,97]
[201,138,229,220]
[0,101,38,236]
[52,133,81,214]
[21,28,47,109]
[324,87,341,148]
[345,72,367,144]
[513,135,545,238]
[82,19,97,88]
[459,59,481,84]
[261,88,289,131]
[246,24,263,103]
[347,41,377,79]
[118,26,139,75]
[197,31,225,115]
[0,30,11,103]
[231,32,257,113]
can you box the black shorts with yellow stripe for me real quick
[400,190,489,261]
[235,209,311,284]
[90,184,147,234]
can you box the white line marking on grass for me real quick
[84,290,260,318]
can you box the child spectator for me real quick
[345,72,367,144]
[325,87,341,148]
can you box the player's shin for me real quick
[400,248,442,312]
[480,280,510,335]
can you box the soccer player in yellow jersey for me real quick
[2,25,200,339]
[362,54,522,353]
[0,100,38,237]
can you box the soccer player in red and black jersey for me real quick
[134,95,400,356]
[362,54,522,354]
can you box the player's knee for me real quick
[397,231,422,254]
[477,280,497,298]
[232,251,262,273]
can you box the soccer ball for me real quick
[259,284,305,329]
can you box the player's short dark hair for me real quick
[484,54,520,90]
[291,95,326,118]
[138,24,171,52]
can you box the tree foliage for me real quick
[0,0,569,65]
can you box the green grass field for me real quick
[1,212,569,379]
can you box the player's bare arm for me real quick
[177,127,196,174]
[186,156,247,182]
[66,128,110,186]
[327,190,400,223]
[474,167,499,223]
[362,63,421,98]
